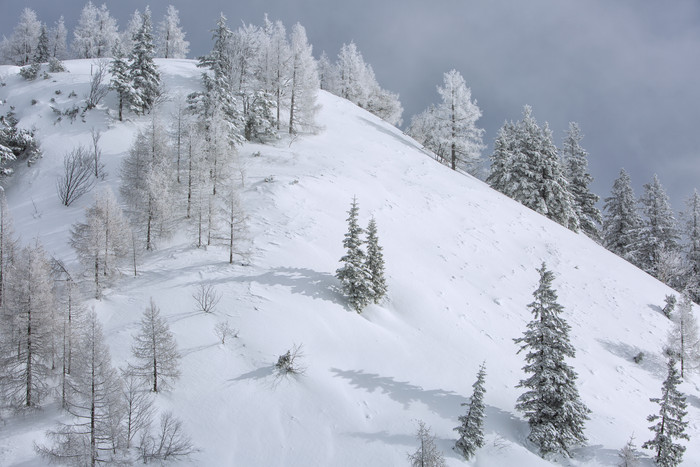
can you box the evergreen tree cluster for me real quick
[1,4,189,66]
[336,197,387,312]
[0,108,41,175]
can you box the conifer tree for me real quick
[562,122,601,240]
[638,175,680,277]
[642,357,689,466]
[667,292,700,378]
[365,217,387,303]
[514,263,589,457]
[454,362,486,460]
[603,169,643,265]
[486,121,517,197]
[109,40,131,122]
[618,434,642,467]
[131,298,181,392]
[336,197,373,312]
[33,24,49,64]
[128,7,160,115]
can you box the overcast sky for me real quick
[2,0,700,213]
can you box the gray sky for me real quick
[2,0,700,214]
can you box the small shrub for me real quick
[275,343,305,375]
[48,57,66,73]
[633,352,644,364]
[662,294,676,319]
[31,99,38,106]
[214,321,238,344]
[68,90,77,98]
[55,89,62,95]
[19,63,41,80]
[252,151,262,157]
[42,71,50,80]
[192,284,221,313]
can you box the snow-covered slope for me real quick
[1,60,698,466]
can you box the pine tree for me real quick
[642,357,689,466]
[336,197,373,312]
[130,298,181,392]
[33,24,49,64]
[454,362,486,460]
[365,217,387,303]
[288,23,319,135]
[486,120,517,195]
[603,169,643,265]
[514,263,589,457]
[408,420,446,467]
[638,175,680,277]
[562,122,601,240]
[667,292,700,378]
[157,5,190,59]
[109,40,132,122]
[37,309,123,466]
[128,7,161,115]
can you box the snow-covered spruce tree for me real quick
[603,169,643,266]
[365,217,387,304]
[562,122,601,241]
[36,309,124,466]
[336,197,373,312]
[514,263,589,457]
[70,188,131,299]
[130,298,181,393]
[485,120,518,196]
[2,8,41,66]
[408,420,446,467]
[409,70,485,175]
[638,175,680,278]
[288,23,319,135]
[33,24,49,64]
[317,51,337,92]
[128,6,161,115]
[120,117,175,251]
[49,16,68,60]
[454,362,486,460]
[618,434,642,467]
[109,40,132,122]
[667,292,700,378]
[642,357,689,466]
[1,242,56,408]
[157,5,190,59]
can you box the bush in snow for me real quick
[276,343,305,375]
[193,284,221,313]
[408,420,446,467]
[56,145,95,206]
[215,320,238,344]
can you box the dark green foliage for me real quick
[336,197,373,312]
[454,362,486,459]
[365,217,387,303]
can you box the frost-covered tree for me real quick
[642,357,689,466]
[2,8,41,66]
[336,42,372,108]
[317,51,336,92]
[70,188,131,299]
[454,362,486,460]
[684,190,700,298]
[261,15,289,131]
[667,292,700,378]
[219,185,247,264]
[120,367,155,449]
[0,193,17,311]
[488,106,577,230]
[336,197,373,312]
[49,16,68,60]
[120,118,174,251]
[514,263,589,457]
[157,5,189,59]
[110,40,132,122]
[72,2,118,59]
[638,175,680,277]
[603,169,643,265]
[288,23,319,134]
[365,217,387,304]
[409,70,484,174]
[562,122,601,240]
[94,4,118,58]
[128,7,161,115]
[366,85,403,127]
[618,434,642,467]
[408,420,446,467]
[1,242,55,408]
[130,298,181,392]
[33,24,49,64]
[37,309,123,466]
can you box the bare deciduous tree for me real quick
[139,411,196,463]
[84,59,109,110]
[214,320,237,344]
[408,420,446,467]
[57,146,95,206]
[193,284,221,313]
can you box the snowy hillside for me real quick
[1,60,698,466]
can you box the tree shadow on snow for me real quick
[230,267,345,305]
[647,303,664,315]
[596,339,666,378]
[231,365,276,382]
[331,368,529,452]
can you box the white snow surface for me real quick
[0,59,698,466]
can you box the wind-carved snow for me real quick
[0,59,697,466]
